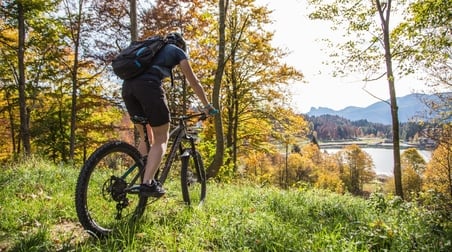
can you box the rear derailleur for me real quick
[103,176,129,219]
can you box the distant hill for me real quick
[306,93,440,125]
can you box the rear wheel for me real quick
[181,150,206,206]
[75,141,147,237]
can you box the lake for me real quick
[323,147,432,176]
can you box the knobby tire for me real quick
[75,141,147,238]
[181,150,207,206]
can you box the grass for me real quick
[0,157,451,251]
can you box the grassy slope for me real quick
[0,158,451,251]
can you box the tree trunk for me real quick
[129,0,140,146]
[232,84,239,171]
[388,74,403,198]
[18,3,31,156]
[130,0,138,42]
[69,0,84,161]
[446,138,452,198]
[225,84,233,166]
[5,91,17,154]
[377,0,403,199]
[225,42,239,172]
[285,141,289,188]
[207,0,227,178]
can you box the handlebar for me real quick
[131,111,217,125]
[180,112,207,121]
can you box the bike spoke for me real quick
[75,141,148,237]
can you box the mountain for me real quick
[306,93,439,125]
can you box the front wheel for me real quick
[75,141,148,238]
[181,150,207,206]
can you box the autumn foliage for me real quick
[0,0,450,206]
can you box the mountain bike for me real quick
[75,112,208,238]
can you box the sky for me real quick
[256,0,430,113]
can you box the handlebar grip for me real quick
[209,108,219,115]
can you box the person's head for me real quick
[165,32,187,52]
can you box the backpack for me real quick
[112,35,167,80]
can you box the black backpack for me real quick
[112,35,167,80]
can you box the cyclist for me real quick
[121,32,217,198]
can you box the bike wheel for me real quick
[181,150,207,206]
[75,141,148,237]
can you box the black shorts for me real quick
[122,79,170,127]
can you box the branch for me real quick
[361,77,390,106]
[364,71,386,82]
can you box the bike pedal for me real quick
[128,185,141,193]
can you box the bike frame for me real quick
[124,113,203,188]
[75,112,207,237]
[157,113,202,183]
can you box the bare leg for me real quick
[142,123,170,184]
[136,124,153,156]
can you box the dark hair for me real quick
[165,32,186,52]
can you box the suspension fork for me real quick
[157,128,184,183]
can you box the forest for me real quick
[0,0,451,203]
[306,114,438,145]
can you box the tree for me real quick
[396,0,451,200]
[14,1,30,156]
[401,148,425,200]
[401,148,426,174]
[129,0,137,41]
[134,0,223,176]
[394,0,451,83]
[400,0,452,199]
[0,0,137,163]
[423,124,452,199]
[307,0,405,198]
[315,153,345,193]
[396,0,451,170]
[1,0,66,157]
[0,87,16,161]
[293,143,322,185]
[60,0,86,160]
[221,0,304,176]
[243,150,273,183]
[207,0,228,178]
[0,18,20,158]
[337,144,375,195]
[287,152,315,186]
[58,0,134,160]
[402,165,422,201]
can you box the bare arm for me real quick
[178,59,210,107]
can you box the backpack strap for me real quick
[170,69,174,88]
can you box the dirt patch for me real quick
[0,241,11,252]
[50,221,91,249]
[0,222,90,251]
